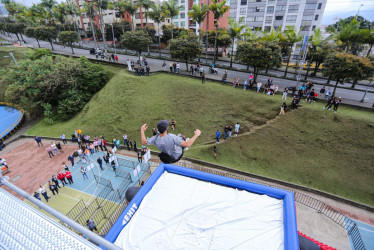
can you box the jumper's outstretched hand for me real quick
[194,129,201,137]
[141,124,148,132]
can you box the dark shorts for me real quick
[158,150,184,164]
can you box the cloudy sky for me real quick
[16,0,374,25]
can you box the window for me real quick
[180,5,185,11]
[174,21,179,26]
[289,0,300,2]
[135,13,140,19]
[317,3,322,9]
[265,16,272,23]
[255,6,265,12]
[267,6,274,14]
[312,25,316,31]
[301,25,310,31]
[302,15,313,21]
[255,16,264,21]
[305,3,316,9]
[286,15,297,22]
[181,0,185,3]
[288,5,298,13]
[248,7,256,12]
[181,21,186,26]
[180,12,185,19]
[241,0,247,5]
[314,14,319,20]
[275,16,283,20]
[276,5,286,11]
[240,7,246,15]
[115,12,120,18]
[256,0,262,2]
[247,17,255,22]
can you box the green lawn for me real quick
[26,64,374,206]
[0,46,30,68]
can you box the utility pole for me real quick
[205,0,210,64]
[111,22,117,54]
[360,79,372,102]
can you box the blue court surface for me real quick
[66,151,153,203]
[345,217,374,249]
[0,105,23,139]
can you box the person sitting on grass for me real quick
[141,119,201,164]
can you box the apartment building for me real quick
[229,0,327,35]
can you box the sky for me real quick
[14,0,374,25]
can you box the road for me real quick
[1,33,373,107]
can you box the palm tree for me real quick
[139,0,152,26]
[188,3,208,62]
[65,3,81,43]
[305,27,325,80]
[124,0,138,31]
[243,28,261,42]
[283,26,303,77]
[162,0,181,40]
[53,3,67,30]
[82,1,98,50]
[209,0,229,65]
[148,3,165,57]
[228,17,246,68]
[25,4,46,26]
[109,0,127,34]
[40,0,57,25]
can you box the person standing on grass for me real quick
[243,80,248,90]
[190,65,194,75]
[169,61,173,72]
[35,136,43,147]
[46,146,54,158]
[268,77,273,86]
[279,102,287,116]
[141,120,201,164]
[234,122,240,136]
[222,73,227,84]
[213,145,217,159]
[228,125,233,138]
[249,80,254,90]
[57,171,68,186]
[81,166,88,180]
[323,96,335,110]
[176,63,180,73]
[65,170,73,184]
[282,88,288,100]
[291,97,298,111]
[333,97,342,112]
[201,72,206,84]
[257,82,262,92]
[115,55,118,63]
[223,125,229,140]
[146,65,150,76]
[162,61,166,71]
[123,134,128,148]
[216,130,221,144]
[97,157,104,170]
[60,134,67,144]
[171,119,176,131]
[67,155,75,167]
[86,220,98,232]
[39,186,50,202]
[48,181,59,196]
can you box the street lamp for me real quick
[357,4,364,16]
[111,22,117,55]
[360,78,372,102]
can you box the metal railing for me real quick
[93,175,113,191]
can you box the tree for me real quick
[236,41,282,83]
[228,17,246,68]
[305,28,327,80]
[149,3,165,57]
[105,22,131,41]
[123,0,138,31]
[201,28,232,54]
[40,0,57,24]
[322,52,374,96]
[162,0,181,40]
[82,1,98,50]
[170,35,202,71]
[58,31,79,54]
[25,27,41,47]
[121,30,152,62]
[34,26,57,50]
[209,0,229,65]
[188,3,208,62]
[109,0,129,35]
[92,0,110,53]
[362,28,374,57]
[283,26,303,77]
[139,0,152,26]
[53,3,67,30]
[243,28,261,42]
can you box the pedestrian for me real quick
[98,138,104,151]
[84,147,91,162]
[60,134,67,144]
[190,65,194,75]
[173,62,176,73]
[201,72,206,84]
[279,102,287,115]
[111,53,115,62]
[282,88,288,100]
[51,175,61,188]
[268,77,273,86]
[63,162,69,171]
[133,140,138,152]
[146,65,150,76]
[115,55,118,62]
[39,185,50,202]
[81,166,88,180]
[35,136,43,147]
[33,191,41,200]
[249,80,254,90]
[46,146,54,158]
[333,97,342,112]
[141,120,201,163]
[65,170,73,184]
[243,80,248,90]
[228,125,233,138]
[131,60,135,71]
[137,150,143,163]
[152,128,157,136]
[111,159,116,171]
[0,158,8,169]
[169,61,173,72]
[67,155,75,167]
[176,63,180,73]
[171,119,176,131]
[222,73,227,84]
[56,141,64,153]
[307,89,315,103]
[264,83,269,94]
[48,180,59,196]
[97,157,104,170]
[57,172,68,186]
[298,89,304,103]
[292,97,298,111]
[320,86,326,99]
[102,138,108,151]
[213,145,217,159]
[223,126,229,140]
[216,130,221,144]
[103,154,109,165]
[127,139,132,151]
[162,61,166,71]
[291,87,296,98]
[323,96,335,110]
[234,122,240,136]
[86,220,98,231]
[257,82,262,92]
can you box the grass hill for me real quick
[27,66,374,206]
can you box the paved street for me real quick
[1,33,374,108]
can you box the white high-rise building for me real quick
[229,0,327,35]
